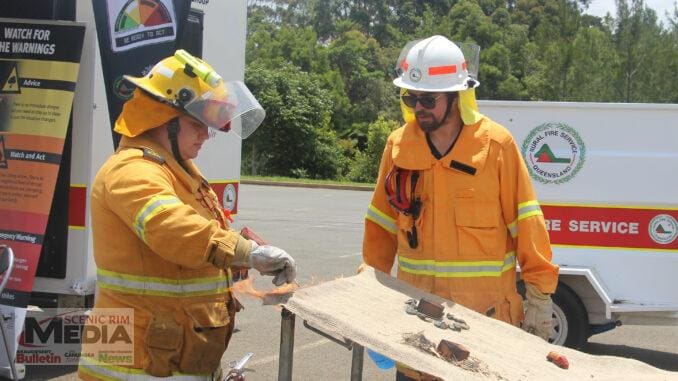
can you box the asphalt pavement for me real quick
[18,183,678,380]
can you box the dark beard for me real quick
[416,112,443,133]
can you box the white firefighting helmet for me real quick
[393,35,480,92]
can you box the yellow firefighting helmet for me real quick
[120,49,265,139]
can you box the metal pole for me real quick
[350,342,364,381]
[278,308,295,381]
[0,246,17,380]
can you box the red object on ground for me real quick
[547,351,570,369]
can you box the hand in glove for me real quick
[522,283,553,341]
[249,241,297,286]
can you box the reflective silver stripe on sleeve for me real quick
[133,195,183,243]
[517,200,542,221]
[508,200,543,238]
[365,204,397,234]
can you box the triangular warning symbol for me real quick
[0,63,21,94]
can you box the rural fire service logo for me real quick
[648,214,678,245]
[223,183,237,212]
[521,123,586,184]
[409,68,422,82]
[112,76,134,100]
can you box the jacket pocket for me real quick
[454,202,500,259]
[144,312,183,377]
[179,301,231,374]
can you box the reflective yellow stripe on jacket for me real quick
[398,252,516,278]
[97,269,230,297]
[133,195,183,243]
[507,200,543,238]
[79,357,214,381]
[365,204,397,234]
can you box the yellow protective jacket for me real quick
[364,118,559,326]
[78,135,251,381]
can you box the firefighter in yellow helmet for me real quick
[78,50,296,380]
[361,36,558,381]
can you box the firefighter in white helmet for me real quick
[78,50,296,380]
[361,36,558,381]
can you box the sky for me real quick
[584,0,676,25]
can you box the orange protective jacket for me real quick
[78,135,250,380]
[363,118,559,326]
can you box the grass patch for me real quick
[241,175,375,188]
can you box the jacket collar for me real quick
[392,118,490,175]
[118,135,204,192]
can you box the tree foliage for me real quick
[244,0,678,180]
[243,63,345,179]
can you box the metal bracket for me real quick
[278,309,363,381]
[303,320,353,350]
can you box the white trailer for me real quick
[481,100,678,348]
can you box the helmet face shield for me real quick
[458,42,480,81]
[394,39,422,77]
[183,80,265,139]
[186,98,234,131]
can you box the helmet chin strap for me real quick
[441,92,457,127]
[167,118,190,172]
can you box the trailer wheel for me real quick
[551,283,589,349]
[517,281,589,349]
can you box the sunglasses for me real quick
[401,93,444,109]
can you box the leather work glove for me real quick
[249,241,297,286]
[522,283,553,341]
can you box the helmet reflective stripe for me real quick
[398,252,516,278]
[393,35,480,92]
[428,64,458,75]
[97,269,231,297]
[154,63,174,80]
[80,357,213,380]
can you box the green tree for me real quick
[347,117,399,183]
[244,63,344,179]
[567,27,619,101]
[327,27,396,133]
[613,0,664,102]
